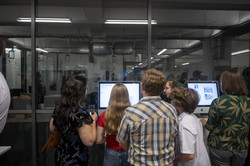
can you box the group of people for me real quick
[49,68,250,166]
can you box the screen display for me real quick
[99,82,141,109]
[187,81,219,106]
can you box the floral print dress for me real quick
[52,106,93,166]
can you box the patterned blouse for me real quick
[205,94,250,152]
[52,106,93,166]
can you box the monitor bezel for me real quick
[187,80,219,107]
[98,81,141,109]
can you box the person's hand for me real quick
[200,118,207,125]
[90,112,98,121]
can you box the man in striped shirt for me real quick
[117,69,178,166]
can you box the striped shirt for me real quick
[117,96,178,166]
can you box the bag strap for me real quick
[42,132,54,152]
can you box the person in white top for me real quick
[0,39,11,134]
[170,87,211,166]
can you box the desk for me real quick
[0,146,11,155]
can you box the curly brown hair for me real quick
[171,87,199,114]
[54,75,87,126]
[142,69,166,96]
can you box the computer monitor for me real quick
[187,81,219,114]
[99,81,141,109]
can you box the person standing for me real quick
[202,68,250,166]
[0,39,11,134]
[117,69,178,166]
[49,75,98,166]
[171,87,210,166]
[96,83,131,166]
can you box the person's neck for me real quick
[142,91,150,97]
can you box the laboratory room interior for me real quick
[0,0,250,165]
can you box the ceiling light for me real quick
[188,40,200,47]
[157,49,167,55]
[231,49,250,56]
[151,57,153,59]
[182,62,189,66]
[105,20,157,25]
[139,63,142,65]
[212,30,221,36]
[17,17,72,23]
[174,49,181,53]
[36,48,48,53]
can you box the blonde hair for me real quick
[104,83,131,135]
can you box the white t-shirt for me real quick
[176,112,211,166]
[0,72,10,133]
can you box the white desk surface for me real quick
[0,146,11,155]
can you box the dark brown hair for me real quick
[171,87,199,114]
[142,69,166,96]
[221,67,248,95]
[54,75,87,126]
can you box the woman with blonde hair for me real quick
[96,83,131,166]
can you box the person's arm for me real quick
[78,112,98,146]
[174,153,195,163]
[119,142,129,152]
[96,126,106,144]
[205,99,220,131]
[49,117,56,132]
[200,118,207,125]
[116,113,130,151]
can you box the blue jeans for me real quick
[103,147,130,166]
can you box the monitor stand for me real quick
[194,107,209,114]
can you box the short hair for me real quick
[221,67,248,95]
[171,87,199,114]
[142,69,166,96]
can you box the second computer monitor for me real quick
[187,81,219,114]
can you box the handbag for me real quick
[42,130,60,152]
[42,105,60,152]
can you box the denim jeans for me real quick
[103,147,130,166]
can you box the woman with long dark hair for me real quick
[49,75,98,166]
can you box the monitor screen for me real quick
[187,81,219,107]
[99,81,141,109]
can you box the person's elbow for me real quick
[83,137,96,147]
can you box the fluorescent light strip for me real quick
[17,17,71,23]
[105,20,157,25]
[182,62,189,66]
[36,48,48,53]
[231,49,250,56]
[157,49,167,55]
